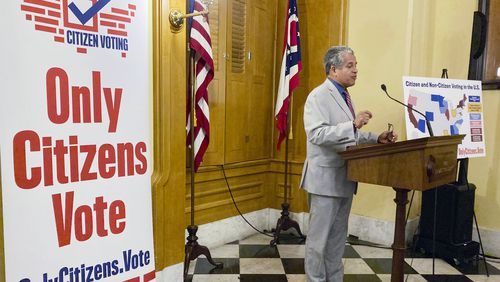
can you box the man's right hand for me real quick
[353,110,372,129]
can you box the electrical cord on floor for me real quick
[348,189,419,282]
[346,191,419,257]
[220,165,274,238]
[346,236,392,250]
[481,254,500,260]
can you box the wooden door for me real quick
[225,0,276,163]
[202,0,227,165]
[246,0,276,160]
[225,0,250,163]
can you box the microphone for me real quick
[380,84,434,137]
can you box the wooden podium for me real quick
[338,135,464,282]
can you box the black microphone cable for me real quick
[380,84,434,137]
[219,164,274,237]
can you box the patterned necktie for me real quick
[344,90,355,118]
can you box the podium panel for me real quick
[339,135,464,282]
[340,136,464,191]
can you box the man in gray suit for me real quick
[301,46,397,282]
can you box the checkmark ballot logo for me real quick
[69,0,112,25]
[20,0,137,57]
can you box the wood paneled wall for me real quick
[185,0,279,225]
[203,0,227,165]
[270,0,348,212]
[185,0,347,228]
[225,0,276,163]
[273,0,348,162]
[152,0,187,271]
[186,161,272,225]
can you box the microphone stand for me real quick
[380,84,434,137]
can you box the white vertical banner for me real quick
[0,1,155,281]
[403,76,486,158]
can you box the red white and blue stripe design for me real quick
[275,0,302,150]
[187,0,214,171]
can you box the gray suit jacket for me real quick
[300,78,378,197]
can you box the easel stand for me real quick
[414,69,488,276]
[183,52,222,280]
[271,110,305,245]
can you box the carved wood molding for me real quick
[151,0,187,270]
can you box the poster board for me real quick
[0,0,156,281]
[403,76,486,158]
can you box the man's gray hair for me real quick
[323,46,354,75]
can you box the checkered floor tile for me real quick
[186,233,500,281]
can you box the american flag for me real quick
[187,0,213,171]
[275,0,302,150]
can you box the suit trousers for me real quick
[305,193,353,282]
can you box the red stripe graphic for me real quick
[34,15,59,25]
[100,12,131,23]
[144,270,156,282]
[21,4,45,15]
[111,7,129,15]
[100,20,117,27]
[47,10,60,17]
[35,24,56,33]
[25,0,60,10]
[108,29,127,36]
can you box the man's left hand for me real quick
[378,130,398,144]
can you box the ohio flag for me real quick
[275,0,302,150]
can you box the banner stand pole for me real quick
[183,50,223,281]
[0,153,5,281]
[270,94,305,246]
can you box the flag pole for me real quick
[190,53,196,228]
[284,106,290,204]
[183,5,222,278]
[271,91,305,246]
[270,0,305,246]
